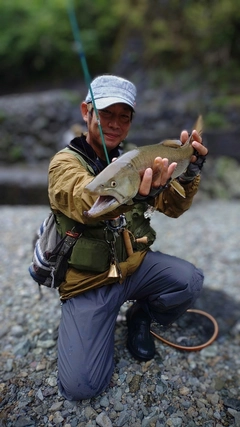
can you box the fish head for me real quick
[84,153,140,218]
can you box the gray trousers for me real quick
[57,251,204,401]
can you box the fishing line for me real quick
[67,0,110,164]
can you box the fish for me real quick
[84,116,203,218]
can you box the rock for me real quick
[1,202,240,426]
[46,376,58,387]
[96,412,113,427]
[129,374,142,393]
[99,396,109,407]
[10,325,24,338]
[49,401,63,411]
[13,339,31,356]
[116,410,130,426]
[37,339,56,349]
[227,408,240,427]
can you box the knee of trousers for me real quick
[57,382,103,401]
[58,370,113,401]
[188,266,204,303]
[146,266,204,325]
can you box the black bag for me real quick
[29,212,83,289]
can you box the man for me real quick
[48,75,207,401]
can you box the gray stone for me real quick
[96,412,113,427]
[13,338,31,356]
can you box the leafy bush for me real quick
[0,0,240,93]
[0,0,119,91]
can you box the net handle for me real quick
[150,309,219,352]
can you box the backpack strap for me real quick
[48,227,84,288]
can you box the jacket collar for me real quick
[68,134,121,175]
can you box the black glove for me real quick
[132,179,170,203]
[178,151,207,183]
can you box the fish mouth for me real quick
[84,195,119,218]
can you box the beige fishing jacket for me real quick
[48,148,201,300]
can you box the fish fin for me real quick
[170,180,186,198]
[189,115,204,143]
[193,115,203,136]
[160,139,182,148]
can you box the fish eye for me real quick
[110,180,116,187]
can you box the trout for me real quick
[84,116,203,218]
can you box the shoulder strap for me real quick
[60,146,95,175]
[66,135,121,175]
[68,136,106,175]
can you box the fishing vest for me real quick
[54,147,156,274]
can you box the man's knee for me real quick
[146,266,204,326]
[58,375,108,401]
[190,266,204,301]
[58,379,102,401]
[57,366,114,401]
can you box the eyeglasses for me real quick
[98,108,132,125]
[87,103,132,125]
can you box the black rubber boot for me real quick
[126,302,155,361]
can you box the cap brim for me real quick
[94,97,135,111]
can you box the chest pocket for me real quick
[68,237,111,273]
[125,204,156,252]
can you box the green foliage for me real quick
[0,0,120,90]
[0,0,240,92]
[9,145,24,162]
[204,112,227,129]
[111,0,240,83]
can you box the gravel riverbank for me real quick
[0,200,240,427]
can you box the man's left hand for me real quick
[180,129,208,161]
[179,129,208,182]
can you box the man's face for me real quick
[81,102,133,159]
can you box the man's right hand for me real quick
[138,157,177,196]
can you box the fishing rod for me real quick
[67,0,110,164]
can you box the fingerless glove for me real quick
[132,180,170,203]
[178,152,207,183]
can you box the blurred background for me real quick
[0,0,240,204]
[1,4,240,424]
